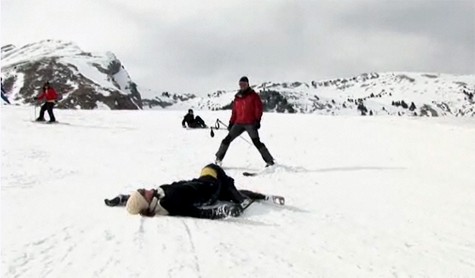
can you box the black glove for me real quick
[227,123,234,131]
[104,197,121,207]
[255,122,261,130]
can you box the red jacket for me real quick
[37,88,58,102]
[230,89,263,125]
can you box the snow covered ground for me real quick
[1,106,475,278]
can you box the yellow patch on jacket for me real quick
[200,167,218,179]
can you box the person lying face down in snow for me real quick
[104,164,284,219]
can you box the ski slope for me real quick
[1,106,475,278]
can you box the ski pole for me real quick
[216,119,253,146]
[209,119,218,138]
[209,119,224,138]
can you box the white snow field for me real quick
[1,106,475,278]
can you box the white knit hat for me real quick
[126,191,149,215]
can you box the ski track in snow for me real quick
[2,106,475,278]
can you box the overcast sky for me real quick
[1,0,474,93]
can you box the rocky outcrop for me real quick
[1,40,142,109]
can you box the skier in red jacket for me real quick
[35,82,58,123]
[215,76,274,167]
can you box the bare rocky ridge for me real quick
[1,40,141,110]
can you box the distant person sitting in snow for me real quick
[182,109,207,128]
[1,78,11,104]
[104,164,283,219]
[35,82,58,123]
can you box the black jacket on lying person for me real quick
[105,164,265,219]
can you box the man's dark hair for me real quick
[239,76,249,83]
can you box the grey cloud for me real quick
[336,0,475,73]
[2,0,474,93]
[339,0,474,44]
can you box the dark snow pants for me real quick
[38,102,56,122]
[215,124,274,164]
[188,116,206,128]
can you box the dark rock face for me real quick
[142,92,196,109]
[216,90,297,113]
[15,58,141,109]
[259,90,296,113]
[2,41,142,110]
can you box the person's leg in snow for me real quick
[46,102,56,122]
[194,116,207,128]
[239,190,266,200]
[200,164,243,203]
[200,164,277,209]
[201,163,251,208]
[245,125,275,166]
[36,103,47,121]
[215,125,246,164]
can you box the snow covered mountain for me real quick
[148,72,475,117]
[1,40,142,109]
[2,40,473,116]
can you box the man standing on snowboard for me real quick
[215,76,274,167]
